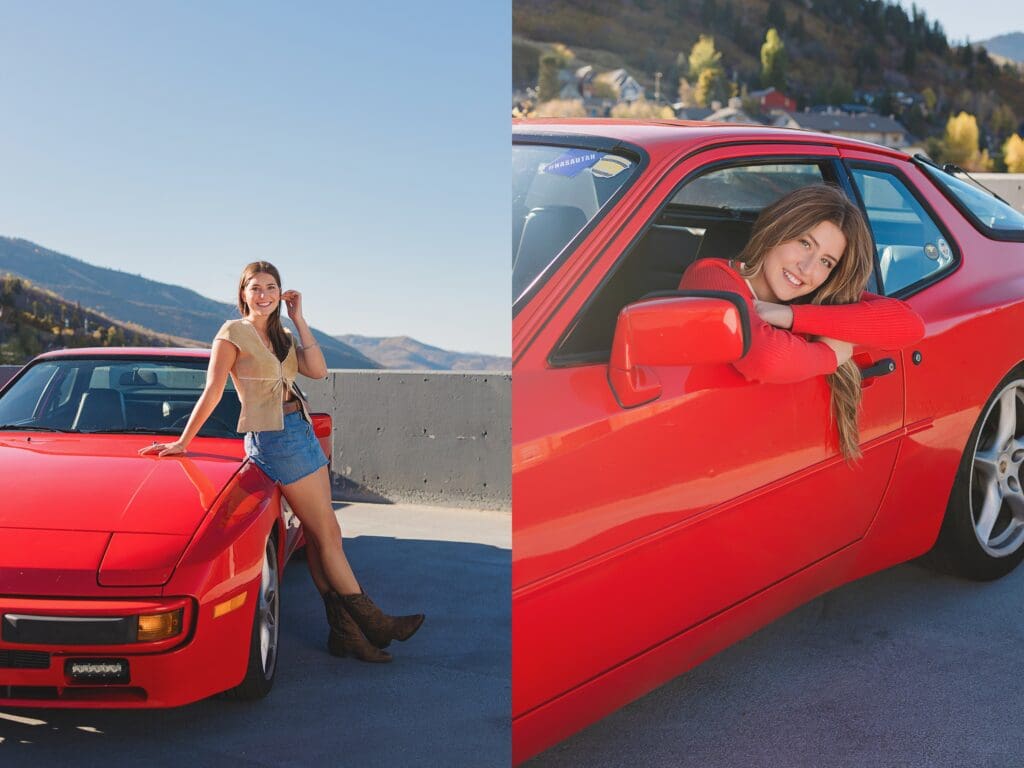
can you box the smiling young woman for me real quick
[140,261,424,662]
[678,184,925,459]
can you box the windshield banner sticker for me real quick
[541,149,602,177]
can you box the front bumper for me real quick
[0,585,257,708]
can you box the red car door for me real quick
[513,142,906,719]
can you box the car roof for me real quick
[512,118,909,160]
[34,347,210,361]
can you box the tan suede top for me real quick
[214,319,309,432]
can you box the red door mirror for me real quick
[608,292,749,407]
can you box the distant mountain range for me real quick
[336,334,511,371]
[0,237,379,369]
[979,32,1024,65]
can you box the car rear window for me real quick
[919,163,1024,240]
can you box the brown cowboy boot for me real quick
[322,591,391,663]
[340,592,425,649]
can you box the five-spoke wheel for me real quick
[931,373,1024,580]
[223,535,280,699]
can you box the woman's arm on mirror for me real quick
[787,292,925,348]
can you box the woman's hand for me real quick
[138,440,188,457]
[819,336,854,366]
[754,300,794,329]
[282,290,304,323]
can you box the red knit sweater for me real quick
[678,259,925,384]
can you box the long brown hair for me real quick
[237,261,292,362]
[737,185,874,460]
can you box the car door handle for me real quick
[860,357,896,379]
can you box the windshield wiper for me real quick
[913,153,1009,204]
[0,424,79,433]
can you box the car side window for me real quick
[553,160,830,364]
[850,166,954,295]
[670,163,825,210]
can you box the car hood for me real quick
[0,434,247,595]
[0,434,245,535]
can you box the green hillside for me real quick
[0,274,191,364]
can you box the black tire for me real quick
[927,367,1024,581]
[223,535,280,700]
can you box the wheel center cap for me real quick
[1000,454,1010,474]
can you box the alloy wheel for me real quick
[970,380,1024,557]
[258,540,280,677]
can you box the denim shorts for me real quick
[244,411,329,485]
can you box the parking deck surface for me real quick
[0,502,511,768]
[528,559,1024,767]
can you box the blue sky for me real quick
[908,1,1019,44]
[0,1,510,356]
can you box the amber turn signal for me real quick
[212,592,247,619]
[136,609,183,642]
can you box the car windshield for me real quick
[0,357,241,438]
[920,163,1024,233]
[513,143,638,304]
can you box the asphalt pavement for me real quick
[0,502,511,768]
[528,558,1024,768]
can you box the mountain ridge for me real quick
[979,32,1024,65]
[0,236,380,369]
[336,334,511,371]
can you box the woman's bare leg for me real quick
[279,465,361,595]
[302,536,330,595]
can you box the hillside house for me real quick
[705,96,760,125]
[774,109,911,149]
[605,69,644,103]
[748,87,797,113]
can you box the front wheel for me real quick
[223,535,280,699]
[929,372,1024,580]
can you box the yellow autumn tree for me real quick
[533,99,586,118]
[610,98,675,119]
[1004,134,1024,173]
[537,44,575,103]
[943,112,993,171]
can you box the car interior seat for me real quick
[72,389,127,431]
[691,219,755,269]
[514,205,588,298]
[878,244,936,293]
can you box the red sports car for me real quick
[512,119,1024,762]
[0,347,331,706]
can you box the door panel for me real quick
[514,360,904,717]
[513,142,907,718]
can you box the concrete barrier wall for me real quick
[961,174,1024,213]
[0,364,511,509]
[302,371,510,509]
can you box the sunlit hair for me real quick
[237,261,292,362]
[737,185,874,460]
